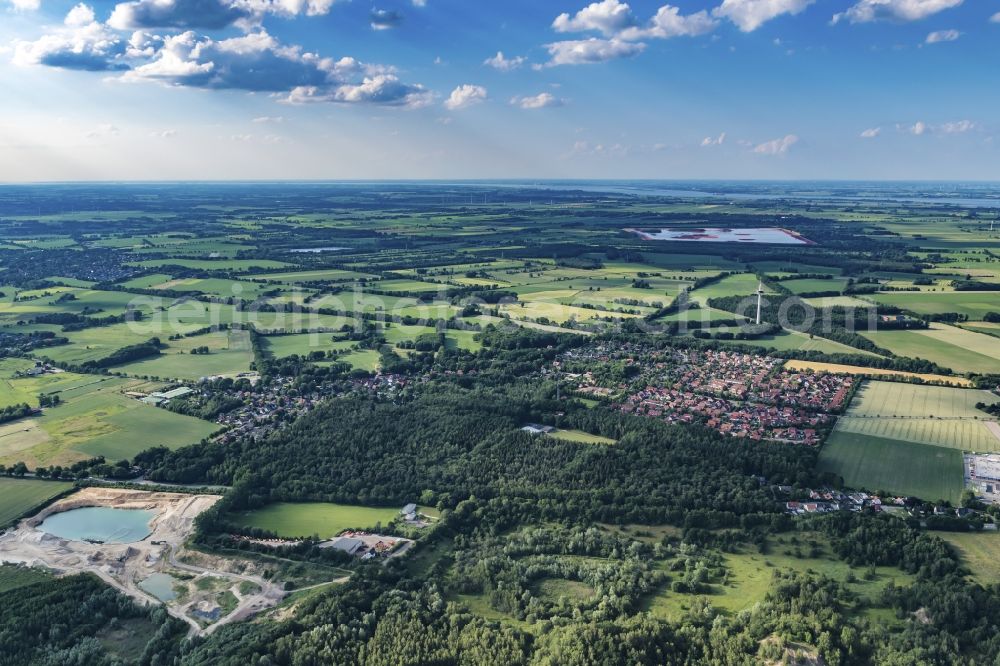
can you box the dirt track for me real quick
[0,487,287,636]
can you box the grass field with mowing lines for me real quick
[0,375,218,467]
[689,273,777,304]
[782,360,971,387]
[867,292,1000,320]
[722,329,876,356]
[835,417,1000,452]
[231,502,402,539]
[547,429,616,445]
[817,431,963,503]
[781,278,848,294]
[846,381,997,419]
[0,478,73,527]
[261,333,354,359]
[861,328,1000,374]
[248,269,375,283]
[113,330,254,380]
[128,258,292,272]
[375,279,450,293]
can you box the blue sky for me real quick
[1,0,998,181]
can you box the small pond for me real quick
[39,507,156,544]
[139,572,178,602]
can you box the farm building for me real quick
[522,424,555,435]
[322,537,367,556]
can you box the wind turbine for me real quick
[756,281,764,325]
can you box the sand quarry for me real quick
[0,487,286,635]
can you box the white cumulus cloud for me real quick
[444,84,487,110]
[619,5,717,39]
[753,134,798,155]
[510,92,563,109]
[701,132,726,146]
[553,0,636,36]
[713,0,815,32]
[860,127,881,138]
[109,0,252,30]
[940,119,975,133]
[543,38,645,66]
[832,0,963,24]
[484,51,526,71]
[13,3,127,71]
[8,0,41,10]
[925,29,960,43]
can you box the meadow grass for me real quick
[0,565,52,592]
[643,533,914,620]
[112,330,254,380]
[230,502,402,539]
[868,292,1000,320]
[835,417,1000,452]
[782,278,849,294]
[782,360,971,387]
[817,431,964,503]
[547,429,616,445]
[248,269,375,283]
[861,328,1000,374]
[0,376,217,467]
[846,380,998,419]
[937,531,1000,584]
[128,258,292,271]
[0,477,73,526]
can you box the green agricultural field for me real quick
[781,278,849,294]
[248,269,376,283]
[937,532,1000,584]
[861,327,1000,374]
[0,359,121,408]
[688,273,776,305]
[835,417,1000,452]
[722,329,875,356]
[817,431,964,503]
[0,288,154,324]
[142,277,271,300]
[128,258,292,272]
[0,478,73,527]
[868,292,1000,320]
[802,295,878,308]
[0,375,217,467]
[230,502,402,539]
[0,565,52,593]
[846,381,998,419]
[500,300,640,324]
[375,279,449,293]
[261,333,354,359]
[960,321,1000,339]
[340,349,380,371]
[30,322,163,366]
[547,428,616,445]
[644,532,914,621]
[118,273,175,290]
[112,329,255,380]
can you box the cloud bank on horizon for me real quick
[0,0,997,180]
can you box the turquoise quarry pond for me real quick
[39,507,156,544]
[139,573,178,602]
